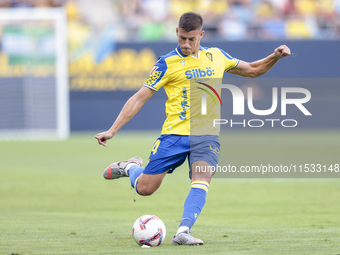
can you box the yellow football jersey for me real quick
[144,45,239,135]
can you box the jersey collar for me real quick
[175,45,205,58]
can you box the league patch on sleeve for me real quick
[144,57,167,89]
[150,66,158,75]
[144,70,162,86]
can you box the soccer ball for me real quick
[132,215,166,247]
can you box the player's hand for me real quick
[274,45,291,59]
[95,131,114,147]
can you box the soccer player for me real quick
[95,12,290,245]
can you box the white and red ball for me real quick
[132,215,166,247]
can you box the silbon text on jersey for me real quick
[185,67,215,79]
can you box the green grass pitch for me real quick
[0,130,339,255]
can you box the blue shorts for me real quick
[143,135,220,178]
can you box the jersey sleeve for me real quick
[218,48,240,72]
[143,57,168,91]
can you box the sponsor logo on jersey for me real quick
[185,67,215,79]
[179,87,189,120]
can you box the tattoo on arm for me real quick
[231,68,241,75]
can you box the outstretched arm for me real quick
[228,45,291,78]
[95,86,155,147]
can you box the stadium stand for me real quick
[0,0,339,41]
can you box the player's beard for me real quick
[181,47,192,55]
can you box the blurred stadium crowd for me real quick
[1,0,340,41]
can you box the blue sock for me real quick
[179,181,209,229]
[128,165,144,193]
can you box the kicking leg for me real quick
[102,156,167,196]
[135,171,168,196]
[103,156,143,179]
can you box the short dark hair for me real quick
[179,12,203,32]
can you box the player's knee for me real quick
[137,185,156,196]
[192,169,214,179]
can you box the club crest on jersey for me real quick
[209,145,220,155]
[206,52,213,62]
